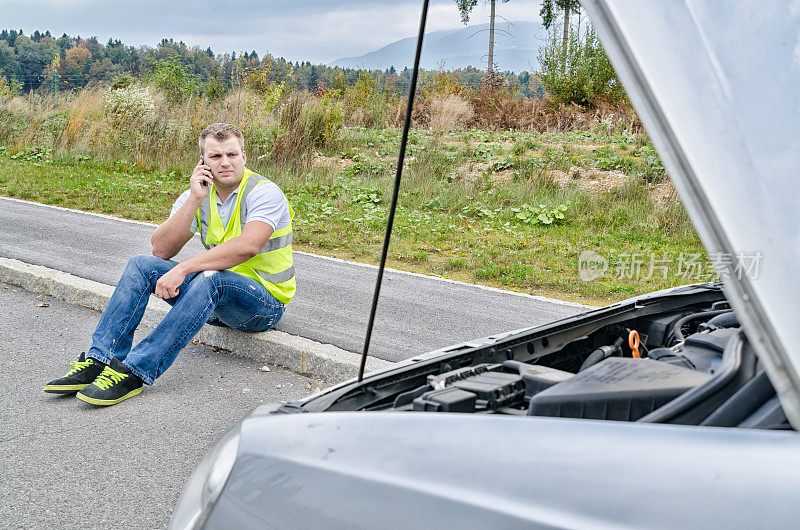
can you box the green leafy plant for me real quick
[351,187,382,205]
[511,202,569,225]
[489,156,515,171]
[634,145,667,182]
[10,146,51,162]
[592,145,634,172]
[471,143,498,161]
[110,74,136,90]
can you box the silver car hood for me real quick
[583,0,800,428]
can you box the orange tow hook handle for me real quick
[629,330,641,359]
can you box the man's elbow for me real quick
[152,247,172,260]
[244,244,261,260]
[151,241,175,260]
[150,234,163,257]
[240,238,265,261]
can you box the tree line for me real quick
[0,28,544,99]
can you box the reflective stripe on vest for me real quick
[195,169,295,302]
[256,266,295,284]
[260,232,293,253]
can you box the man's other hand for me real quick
[190,159,213,200]
[155,266,188,299]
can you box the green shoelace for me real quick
[65,358,94,376]
[92,366,127,390]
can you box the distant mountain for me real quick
[330,21,545,73]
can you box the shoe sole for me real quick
[44,384,89,394]
[76,387,143,406]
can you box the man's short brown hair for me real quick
[199,123,244,154]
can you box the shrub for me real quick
[537,25,626,107]
[222,88,279,130]
[429,94,474,131]
[272,93,343,164]
[203,76,228,102]
[344,72,388,127]
[0,75,22,102]
[143,57,198,104]
[104,85,155,124]
[303,96,344,149]
[110,74,135,90]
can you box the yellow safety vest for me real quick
[196,168,295,304]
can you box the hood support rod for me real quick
[358,0,430,382]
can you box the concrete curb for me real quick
[0,257,393,384]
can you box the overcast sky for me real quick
[1,0,542,64]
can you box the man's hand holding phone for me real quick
[190,157,213,200]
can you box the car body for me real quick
[171,1,800,528]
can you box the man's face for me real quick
[202,136,247,188]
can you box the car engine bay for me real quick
[293,286,792,430]
[401,307,738,416]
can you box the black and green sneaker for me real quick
[44,353,105,394]
[76,357,143,406]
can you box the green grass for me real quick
[0,125,710,306]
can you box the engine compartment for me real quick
[291,287,791,430]
[396,309,740,421]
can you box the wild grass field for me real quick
[0,83,710,305]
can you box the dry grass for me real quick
[272,92,344,165]
[429,94,474,131]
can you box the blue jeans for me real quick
[86,254,285,385]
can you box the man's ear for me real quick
[242,150,247,165]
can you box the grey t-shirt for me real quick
[170,180,291,233]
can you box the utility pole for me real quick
[50,55,60,96]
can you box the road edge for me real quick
[0,257,393,384]
[1,197,597,310]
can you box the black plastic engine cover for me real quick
[418,365,525,412]
[528,357,710,421]
[451,372,524,409]
[517,364,573,398]
[413,387,477,413]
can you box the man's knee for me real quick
[191,270,220,288]
[184,270,222,297]
[124,255,175,282]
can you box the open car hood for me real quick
[582,1,800,427]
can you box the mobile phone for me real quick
[201,156,208,187]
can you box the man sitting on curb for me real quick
[44,123,295,406]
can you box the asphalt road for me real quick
[0,283,318,529]
[0,197,587,362]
